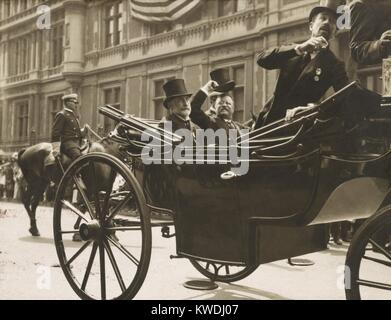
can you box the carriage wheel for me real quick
[345,205,391,300]
[53,153,151,300]
[189,259,258,283]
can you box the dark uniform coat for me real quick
[256,44,349,126]
[51,108,83,159]
[350,0,391,65]
[190,91,247,133]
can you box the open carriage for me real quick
[53,82,391,300]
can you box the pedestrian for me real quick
[5,163,14,200]
[0,164,5,199]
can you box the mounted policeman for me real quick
[16,93,118,237]
[51,93,88,161]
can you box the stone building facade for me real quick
[0,0,382,152]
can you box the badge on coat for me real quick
[314,68,322,82]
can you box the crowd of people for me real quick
[0,154,23,201]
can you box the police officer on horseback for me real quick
[52,93,87,161]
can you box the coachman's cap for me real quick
[62,93,79,102]
[210,68,236,93]
[163,79,192,108]
[309,0,340,22]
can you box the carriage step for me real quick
[161,226,175,238]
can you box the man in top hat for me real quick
[350,0,391,65]
[256,0,349,127]
[205,68,236,117]
[190,68,247,133]
[51,93,87,161]
[160,79,216,133]
[205,91,223,118]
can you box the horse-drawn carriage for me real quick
[52,82,391,300]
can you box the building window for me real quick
[150,23,172,36]
[21,0,28,11]
[4,1,10,18]
[218,0,238,17]
[20,38,28,74]
[103,87,121,134]
[51,23,64,67]
[8,37,30,76]
[152,77,175,120]
[232,65,245,122]
[105,1,123,48]
[48,95,62,136]
[15,101,29,139]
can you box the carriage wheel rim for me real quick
[53,153,151,300]
[345,206,391,300]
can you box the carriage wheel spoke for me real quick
[106,191,134,222]
[103,169,117,216]
[225,265,230,275]
[104,239,126,293]
[72,175,94,220]
[61,200,89,223]
[61,230,79,234]
[89,161,102,221]
[99,241,106,300]
[357,279,391,291]
[363,255,391,268]
[369,239,391,261]
[106,235,139,267]
[66,241,91,267]
[81,242,98,291]
[106,227,142,232]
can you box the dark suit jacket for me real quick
[350,1,391,65]
[51,109,83,143]
[190,90,247,133]
[257,44,349,126]
[159,113,196,133]
[158,93,206,133]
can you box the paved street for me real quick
[0,201,385,300]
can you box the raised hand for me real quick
[296,36,329,54]
[201,80,219,95]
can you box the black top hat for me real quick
[309,0,339,22]
[210,68,236,93]
[163,79,192,108]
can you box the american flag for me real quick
[129,0,202,23]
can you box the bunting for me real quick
[129,0,202,23]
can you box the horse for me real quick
[17,135,124,237]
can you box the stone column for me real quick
[63,0,86,90]
[383,57,391,96]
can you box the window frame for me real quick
[15,100,29,139]
[152,76,175,120]
[102,86,121,134]
[104,1,123,48]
